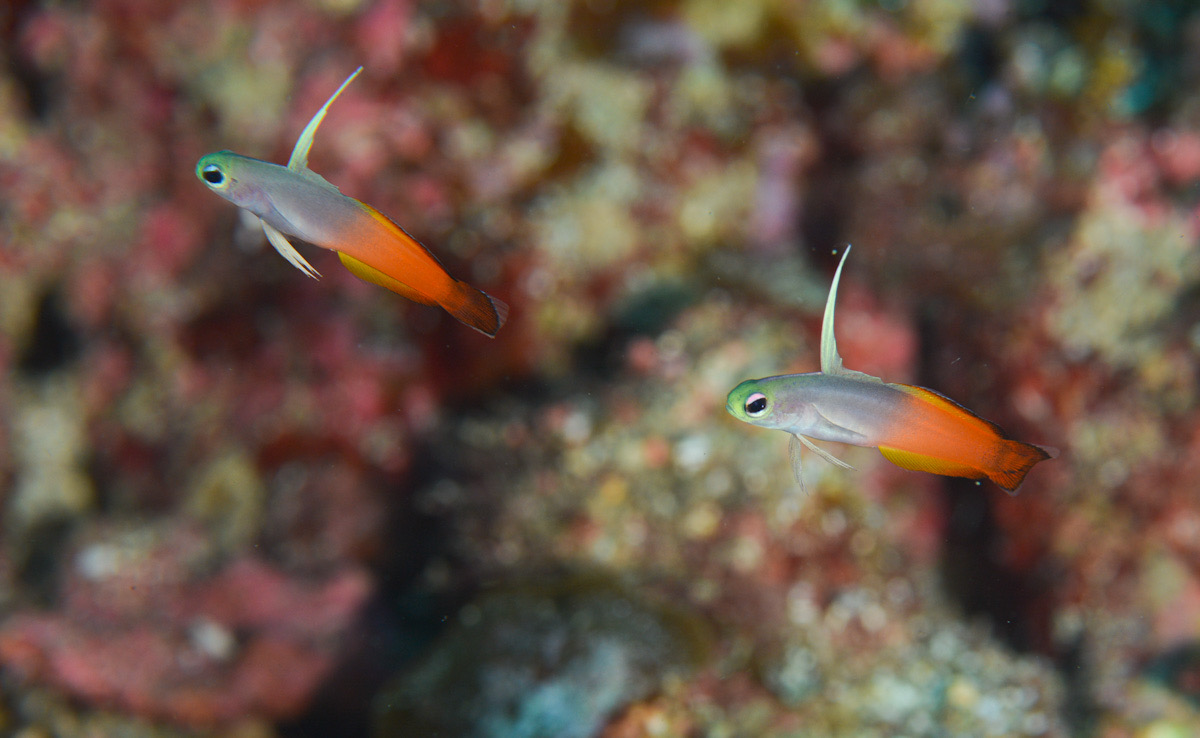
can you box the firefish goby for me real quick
[726,246,1056,494]
[196,67,508,337]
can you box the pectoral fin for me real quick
[788,433,855,494]
[797,434,855,470]
[262,220,321,279]
[788,434,807,495]
[819,245,882,383]
[287,67,363,173]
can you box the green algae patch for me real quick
[373,573,710,738]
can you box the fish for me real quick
[196,67,508,337]
[726,246,1056,494]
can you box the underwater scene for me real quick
[1,0,1199,736]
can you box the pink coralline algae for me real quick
[0,523,372,727]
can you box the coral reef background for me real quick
[1,0,1199,736]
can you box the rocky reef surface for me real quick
[1,0,1199,736]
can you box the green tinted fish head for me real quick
[726,374,822,432]
[196,151,273,215]
[197,150,238,190]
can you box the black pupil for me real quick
[747,397,767,414]
[203,167,224,184]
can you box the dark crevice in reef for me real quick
[911,309,1041,654]
[18,289,82,377]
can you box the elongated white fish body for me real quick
[726,246,1055,493]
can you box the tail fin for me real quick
[338,252,508,337]
[987,440,1054,495]
[440,281,509,337]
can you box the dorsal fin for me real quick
[298,166,342,193]
[889,383,1005,436]
[287,66,363,173]
[819,245,883,382]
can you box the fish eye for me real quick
[745,392,768,417]
[201,164,225,186]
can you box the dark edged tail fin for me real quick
[987,440,1055,495]
[440,281,509,337]
[339,252,508,336]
